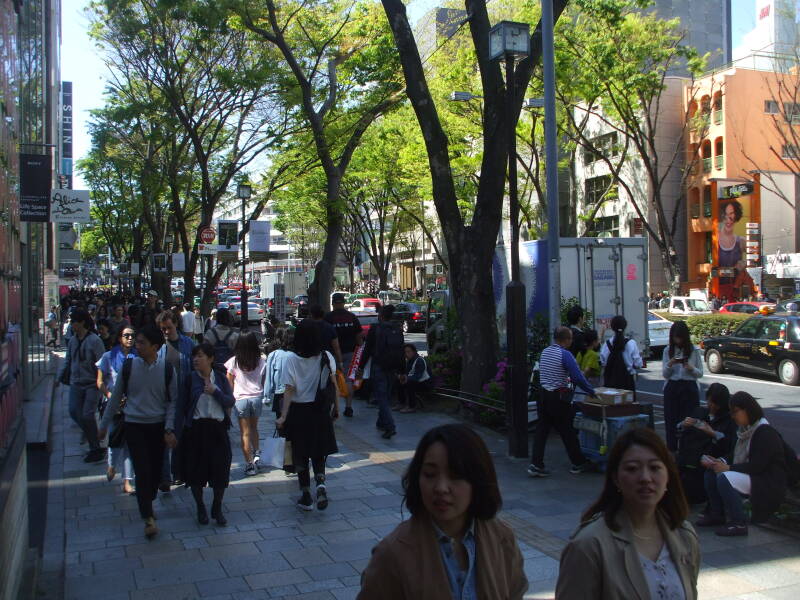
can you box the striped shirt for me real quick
[539,344,595,395]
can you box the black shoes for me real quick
[297,491,314,511]
[343,407,353,418]
[381,429,396,439]
[84,448,106,463]
[158,481,171,493]
[197,504,209,525]
[210,503,226,526]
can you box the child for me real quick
[577,329,603,394]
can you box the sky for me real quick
[61,0,763,189]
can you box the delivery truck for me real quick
[259,271,308,302]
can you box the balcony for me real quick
[714,155,724,170]
[702,158,712,172]
[713,110,722,125]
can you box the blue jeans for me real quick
[371,363,396,433]
[705,470,747,524]
[108,443,134,481]
[68,385,100,450]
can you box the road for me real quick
[638,356,800,449]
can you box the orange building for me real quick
[685,64,800,300]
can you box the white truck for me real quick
[259,271,308,301]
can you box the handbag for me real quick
[313,354,336,413]
[264,430,287,469]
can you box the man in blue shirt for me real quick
[529,326,596,477]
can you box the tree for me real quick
[380,0,570,393]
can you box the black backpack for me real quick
[374,322,404,371]
[211,328,235,367]
[603,339,633,389]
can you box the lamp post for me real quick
[237,183,252,330]
[489,19,530,458]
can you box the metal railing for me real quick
[714,155,724,170]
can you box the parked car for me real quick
[391,302,426,333]
[377,290,403,305]
[349,298,381,312]
[293,294,309,306]
[232,302,264,325]
[701,314,800,385]
[662,296,712,315]
[346,293,371,306]
[719,301,775,314]
[647,311,672,352]
[777,298,800,312]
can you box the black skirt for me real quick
[285,401,338,463]
[180,418,232,488]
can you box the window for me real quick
[756,320,783,340]
[588,215,620,237]
[704,232,713,263]
[782,144,800,159]
[584,174,616,206]
[583,132,619,164]
[784,102,800,122]
[734,319,760,338]
[765,100,780,114]
[631,217,644,236]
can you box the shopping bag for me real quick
[263,432,286,469]
[335,369,349,398]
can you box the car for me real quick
[293,294,309,306]
[352,310,379,334]
[346,293,371,306]
[647,311,672,352]
[662,296,712,315]
[719,301,775,314]
[349,298,381,312]
[701,314,800,385]
[391,302,426,333]
[377,290,403,305]
[776,298,800,312]
[232,302,264,325]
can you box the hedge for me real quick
[685,313,750,344]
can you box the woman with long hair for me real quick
[359,424,527,599]
[265,326,293,417]
[662,320,703,451]
[557,428,700,599]
[599,315,643,394]
[276,319,339,511]
[225,331,267,477]
[183,343,235,526]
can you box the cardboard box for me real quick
[593,387,633,405]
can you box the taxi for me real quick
[701,313,800,385]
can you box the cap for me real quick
[332,293,346,304]
[147,290,159,298]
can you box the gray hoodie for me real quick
[60,332,106,388]
[99,356,177,431]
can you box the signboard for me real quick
[249,221,271,261]
[50,189,91,223]
[273,283,286,321]
[171,253,185,274]
[720,182,754,199]
[198,243,217,255]
[153,254,167,272]
[217,220,239,261]
[20,153,52,222]
[58,262,79,279]
[200,227,216,244]
[715,183,757,301]
[61,81,73,189]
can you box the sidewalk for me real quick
[37,387,800,600]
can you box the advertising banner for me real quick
[153,254,168,272]
[715,183,757,300]
[171,253,185,274]
[20,154,52,222]
[61,81,73,189]
[50,189,91,223]
[249,220,271,261]
[217,220,239,261]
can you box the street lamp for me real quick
[237,183,252,330]
[489,19,530,458]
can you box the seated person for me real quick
[395,344,431,414]
[696,392,789,536]
[677,383,737,504]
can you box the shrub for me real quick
[428,349,462,389]
[686,313,750,344]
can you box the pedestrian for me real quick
[599,315,643,395]
[182,342,235,526]
[556,428,700,599]
[156,310,196,489]
[204,308,218,333]
[96,325,137,495]
[575,328,602,404]
[46,305,60,347]
[203,308,238,366]
[109,304,130,338]
[276,319,339,511]
[98,325,178,539]
[97,318,114,351]
[140,290,160,329]
[181,303,195,336]
[225,331,267,476]
[265,326,292,418]
[528,326,596,477]
[324,293,362,417]
[566,304,587,357]
[662,320,703,451]
[395,344,431,413]
[358,424,528,599]
[58,308,107,463]
[192,306,204,343]
[357,305,404,439]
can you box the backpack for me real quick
[374,321,404,371]
[603,339,634,389]
[211,328,235,367]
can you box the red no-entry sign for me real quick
[200,227,216,244]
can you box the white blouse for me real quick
[639,544,685,600]
[194,372,225,422]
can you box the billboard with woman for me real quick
[715,187,756,301]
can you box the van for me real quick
[377,290,403,305]
[663,296,712,315]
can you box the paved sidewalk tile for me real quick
[38,379,800,599]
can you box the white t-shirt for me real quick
[224,356,267,400]
[283,351,335,404]
[181,311,196,334]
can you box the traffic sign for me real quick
[200,227,216,244]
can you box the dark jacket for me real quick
[730,424,788,522]
[181,368,236,432]
[707,411,737,462]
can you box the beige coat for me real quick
[358,515,528,600]
[556,511,700,600]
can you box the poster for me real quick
[716,184,756,301]
[171,253,185,274]
[249,220,271,261]
[20,154,52,222]
[217,220,239,261]
[153,254,167,272]
[50,189,91,223]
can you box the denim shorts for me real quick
[233,396,263,419]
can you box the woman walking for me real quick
[182,343,235,526]
[225,331,267,476]
[96,325,137,494]
[276,320,339,511]
[98,325,178,539]
[662,320,703,451]
[265,326,292,417]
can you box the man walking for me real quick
[528,326,596,477]
[357,305,404,439]
[325,293,361,417]
[565,305,587,357]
